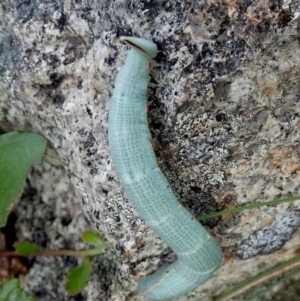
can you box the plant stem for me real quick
[198,196,300,221]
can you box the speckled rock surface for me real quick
[1,0,300,300]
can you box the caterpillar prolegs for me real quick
[108,36,222,300]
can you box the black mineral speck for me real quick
[104,55,116,66]
[53,94,65,105]
[33,230,47,248]
[49,72,63,88]
[116,243,125,255]
[215,113,226,122]
[57,12,67,32]
[61,216,72,226]
[86,106,93,118]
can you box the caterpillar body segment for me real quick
[108,36,222,300]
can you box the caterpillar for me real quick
[108,36,223,300]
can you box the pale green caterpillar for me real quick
[108,36,223,300]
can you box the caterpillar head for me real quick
[120,36,158,60]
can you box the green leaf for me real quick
[65,258,92,295]
[0,132,46,227]
[81,230,106,248]
[0,278,36,301]
[13,242,39,256]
